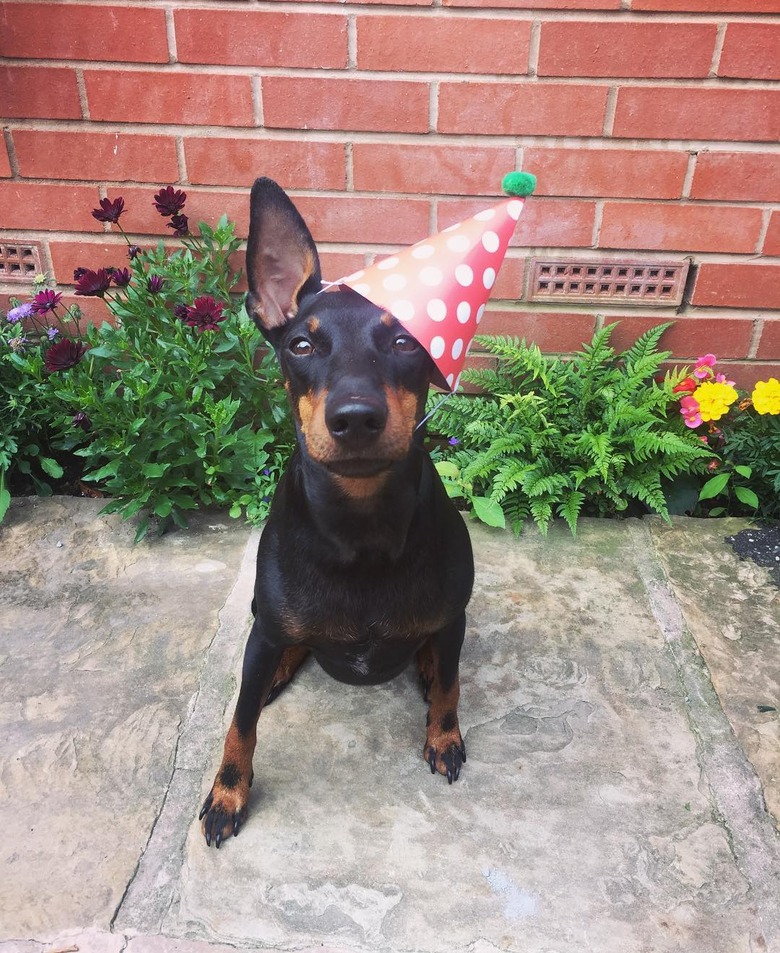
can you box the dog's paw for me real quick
[199,782,249,848]
[424,735,466,784]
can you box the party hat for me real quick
[335,172,536,391]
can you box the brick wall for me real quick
[1,0,779,386]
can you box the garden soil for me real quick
[1,498,779,953]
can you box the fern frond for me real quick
[557,490,586,536]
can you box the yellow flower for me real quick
[694,380,738,422]
[752,378,780,415]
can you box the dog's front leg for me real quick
[200,618,284,847]
[418,613,467,784]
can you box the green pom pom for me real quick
[502,171,536,197]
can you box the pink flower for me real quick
[693,353,717,380]
[680,395,702,428]
[715,372,736,387]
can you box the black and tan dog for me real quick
[200,178,474,847]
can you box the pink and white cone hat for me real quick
[333,172,536,391]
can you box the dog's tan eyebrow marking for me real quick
[380,311,394,327]
[306,316,320,334]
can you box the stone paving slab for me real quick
[1,502,779,953]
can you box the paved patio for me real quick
[1,498,778,953]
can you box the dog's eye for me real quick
[289,337,313,356]
[393,334,418,353]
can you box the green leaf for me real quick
[40,457,64,479]
[435,461,461,479]
[734,465,753,479]
[0,487,10,522]
[698,472,730,501]
[734,486,759,510]
[142,462,170,478]
[471,495,506,529]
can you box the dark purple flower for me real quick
[166,213,189,237]
[111,267,131,287]
[148,275,164,294]
[74,269,112,298]
[181,296,226,333]
[72,411,92,432]
[173,304,189,320]
[91,196,125,224]
[128,245,141,260]
[6,303,34,323]
[153,186,187,217]
[73,267,89,281]
[31,290,62,314]
[44,339,87,372]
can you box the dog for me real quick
[200,177,474,847]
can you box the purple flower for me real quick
[448,436,460,446]
[31,290,62,314]
[7,303,34,323]
[73,267,89,281]
[74,268,112,298]
[148,275,164,294]
[128,245,141,260]
[92,196,125,224]
[180,295,226,333]
[153,186,187,217]
[173,304,189,321]
[111,267,131,287]
[47,327,59,340]
[44,339,87,373]
[72,412,92,432]
[166,213,189,237]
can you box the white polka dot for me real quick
[455,264,473,287]
[476,304,486,324]
[451,338,464,360]
[446,373,455,388]
[382,273,407,291]
[419,266,443,287]
[481,231,500,253]
[508,200,524,221]
[456,301,471,323]
[345,270,365,282]
[430,336,446,359]
[443,223,461,233]
[427,299,447,321]
[391,300,415,322]
[377,256,399,270]
[483,268,496,289]
[446,234,471,253]
[475,208,496,221]
[411,244,435,259]
[351,282,372,297]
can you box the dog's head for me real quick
[246,178,436,483]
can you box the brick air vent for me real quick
[529,258,689,307]
[0,241,43,282]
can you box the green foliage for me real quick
[432,324,713,536]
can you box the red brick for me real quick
[0,146,11,178]
[445,0,620,6]
[604,316,754,360]
[0,4,168,62]
[49,240,133,284]
[756,320,780,361]
[84,71,254,127]
[0,182,103,232]
[294,195,431,246]
[538,21,716,79]
[263,77,429,134]
[480,309,597,351]
[600,203,763,255]
[352,144,515,196]
[634,0,780,11]
[0,66,81,120]
[319,252,371,283]
[175,10,347,68]
[763,212,780,256]
[524,148,688,200]
[185,138,345,191]
[691,362,780,390]
[613,87,780,143]
[438,82,608,137]
[492,256,526,300]
[439,197,596,248]
[692,263,780,310]
[719,24,780,81]
[356,15,530,74]
[690,152,780,203]
[12,130,179,184]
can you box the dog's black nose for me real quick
[326,398,387,445]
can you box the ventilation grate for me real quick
[0,241,43,282]
[529,258,688,307]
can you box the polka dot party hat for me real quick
[335,172,536,391]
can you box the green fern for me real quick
[430,322,712,535]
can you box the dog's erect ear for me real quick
[246,178,322,334]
